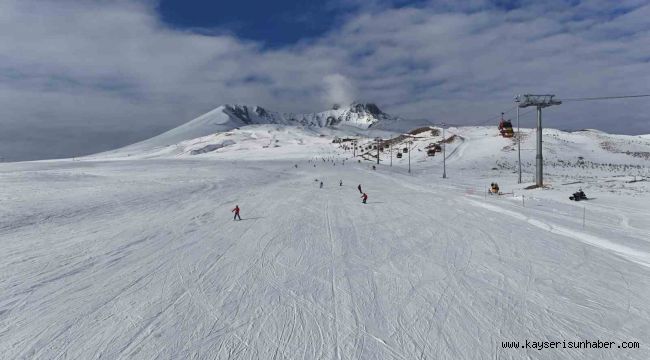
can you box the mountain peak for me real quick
[218,102,394,128]
[221,104,273,124]
[348,102,384,117]
[126,102,400,150]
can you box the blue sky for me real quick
[0,0,649,160]
[159,0,344,47]
[157,0,516,46]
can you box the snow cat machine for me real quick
[498,113,514,138]
[569,189,588,201]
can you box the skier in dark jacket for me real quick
[232,205,241,220]
[358,184,362,194]
[320,181,323,189]
[361,193,368,204]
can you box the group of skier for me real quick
[318,180,368,203]
[231,157,365,221]
[351,183,367,203]
[232,183,368,220]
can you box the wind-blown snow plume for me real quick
[323,74,356,107]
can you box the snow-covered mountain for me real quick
[95,119,650,198]
[125,103,401,151]
[95,102,650,195]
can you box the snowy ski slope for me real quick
[1,121,650,359]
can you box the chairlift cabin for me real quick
[402,147,408,153]
[396,152,403,158]
[498,113,514,138]
[427,148,436,156]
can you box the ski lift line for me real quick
[442,93,647,128]
[475,107,535,128]
[562,94,650,102]
[436,105,518,128]
[517,108,536,119]
[475,106,518,126]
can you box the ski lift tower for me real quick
[516,94,561,187]
[441,123,447,179]
[374,137,382,164]
[402,134,426,174]
[514,97,521,184]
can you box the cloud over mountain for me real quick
[1,0,648,160]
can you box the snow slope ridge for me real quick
[468,198,650,268]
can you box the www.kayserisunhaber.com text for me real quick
[501,339,640,351]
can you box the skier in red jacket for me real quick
[361,193,368,204]
[232,205,241,220]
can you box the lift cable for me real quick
[437,93,648,129]
[562,94,650,102]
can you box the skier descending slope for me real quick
[320,181,323,189]
[231,205,241,221]
[358,184,362,194]
[340,180,343,186]
[361,193,368,204]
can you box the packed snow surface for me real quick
[1,122,650,359]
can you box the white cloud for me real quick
[0,0,649,160]
[323,74,357,107]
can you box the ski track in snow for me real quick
[0,156,649,359]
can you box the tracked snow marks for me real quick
[325,202,341,360]
[1,159,649,359]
